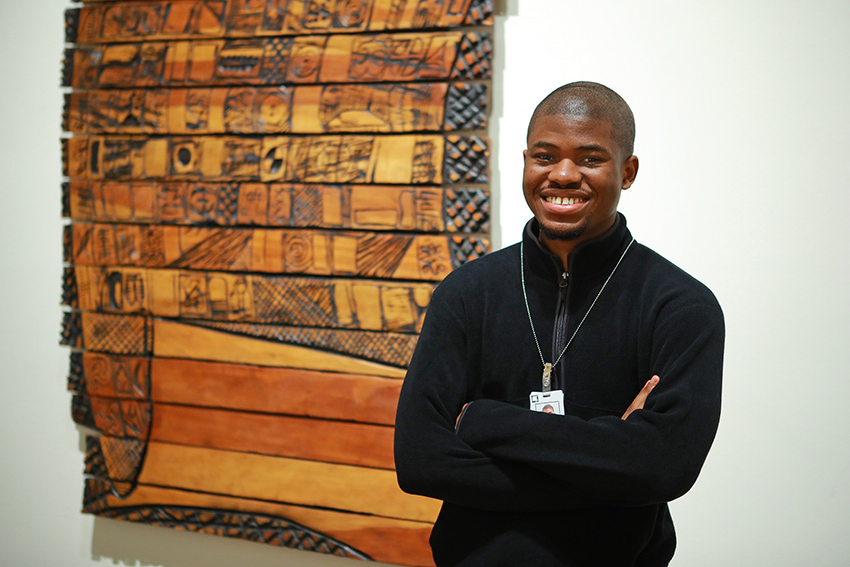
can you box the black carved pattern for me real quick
[63,223,72,263]
[82,478,112,514]
[355,233,413,278]
[85,314,149,355]
[62,266,79,307]
[61,48,74,88]
[443,188,490,233]
[95,505,371,560]
[291,186,323,226]
[448,236,489,268]
[215,183,240,225]
[261,38,291,84]
[451,33,492,80]
[443,135,489,183]
[64,8,80,44]
[72,394,96,429]
[464,0,494,25]
[85,435,146,497]
[188,320,416,368]
[68,351,84,393]
[166,229,252,271]
[88,397,153,439]
[61,311,83,348]
[445,83,488,131]
[62,181,71,217]
[84,436,109,479]
[252,277,337,327]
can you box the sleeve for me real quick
[393,276,599,511]
[454,302,725,506]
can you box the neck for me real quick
[538,235,573,271]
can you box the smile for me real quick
[544,196,587,205]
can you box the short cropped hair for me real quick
[527,82,636,158]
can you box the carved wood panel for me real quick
[61,1,493,565]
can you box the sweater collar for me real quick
[523,213,633,280]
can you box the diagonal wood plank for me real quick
[87,438,441,522]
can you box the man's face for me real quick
[522,112,638,250]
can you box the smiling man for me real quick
[394,82,724,566]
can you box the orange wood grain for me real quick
[150,357,402,425]
[128,440,441,522]
[84,481,436,566]
[149,403,395,469]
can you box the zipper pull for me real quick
[560,271,569,288]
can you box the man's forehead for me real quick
[527,113,616,147]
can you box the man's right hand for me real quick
[621,375,660,420]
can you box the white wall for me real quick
[1,0,848,565]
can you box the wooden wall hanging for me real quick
[60,1,492,566]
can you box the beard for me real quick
[539,219,587,241]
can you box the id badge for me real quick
[529,390,564,415]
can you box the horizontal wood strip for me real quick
[69,223,489,280]
[83,480,435,566]
[83,397,397,470]
[74,353,402,424]
[127,440,440,521]
[63,134,490,185]
[65,181,491,234]
[150,403,395,469]
[63,31,492,88]
[64,82,488,135]
[152,318,409,378]
[73,265,434,332]
[69,0,492,43]
[151,357,401,425]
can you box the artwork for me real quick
[61,1,492,565]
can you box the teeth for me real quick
[546,196,581,205]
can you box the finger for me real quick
[621,375,660,420]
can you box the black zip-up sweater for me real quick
[394,214,724,566]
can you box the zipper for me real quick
[551,269,570,390]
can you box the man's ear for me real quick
[621,155,639,190]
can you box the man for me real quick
[394,82,724,566]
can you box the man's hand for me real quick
[621,375,660,420]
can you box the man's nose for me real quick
[549,158,581,185]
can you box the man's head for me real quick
[523,82,639,260]
[527,82,635,159]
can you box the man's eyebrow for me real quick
[577,143,612,153]
[529,141,613,154]
[529,140,558,149]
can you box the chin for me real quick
[539,221,587,242]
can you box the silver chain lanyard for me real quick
[520,237,635,391]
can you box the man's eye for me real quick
[535,154,554,162]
